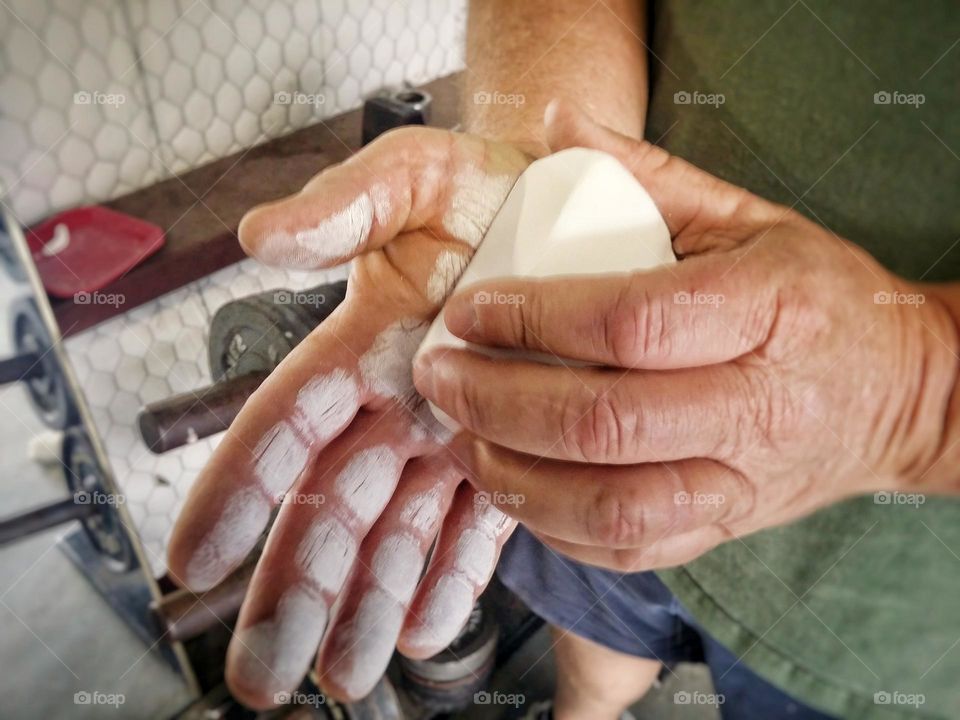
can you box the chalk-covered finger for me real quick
[168,302,438,592]
[167,305,372,591]
[238,127,527,269]
[225,409,413,709]
[398,485,516,659]
[316,453,460,700]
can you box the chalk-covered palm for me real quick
[167,127,530,707]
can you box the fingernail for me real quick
[443,294,479,338]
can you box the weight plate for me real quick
[0,217,29,283]
[63,428,136,572]
[11,297,78,428]
[399,600,497,712]
[207,281,348,381]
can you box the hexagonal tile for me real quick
[146,485,177,516]
[43,15,81,64]
[117,323,153,355]
[89,334,121,372]
[147,0,179,32]
[37,63,72,107]
[168,360,202,393]
[170,23,201,65]
[94,123,129,161]
[162,61,192,105]
[140,376,173,404]
[49,174,84,208]
[282,32,309,69]
[108,390,141,424]
[201,13,232,56]
[30,106,67,148]
[86,161,118,197]
[194,54,223,95]
[145,340,177,375]
[8,25,43,74]
[336,14,359,49]
[116,355,147,393]
[243,74,271,112]
[80,6,110,48]
[264,3,292,38]
[173,329,206,364]
[235,6,264,47]
[233,108,260,146]
[184,92,214,128]
[349,44,372,79]
[214,82,243,119]
[75,49,109,91]
[151,306,184,343]
[258,36,283,75]
[106,424,137,456]
[0,120,27,165]
[87,370,118,407]
[204,118,232,157]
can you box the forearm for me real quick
[463,0,648,155]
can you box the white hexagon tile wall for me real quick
[1,0,466,575]
[0,0,163,226]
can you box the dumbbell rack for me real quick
[0,194,200,696]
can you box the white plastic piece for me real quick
[416,148,677,431]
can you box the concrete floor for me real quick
[0,274,194,719]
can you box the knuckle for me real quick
[463,438,500,492]
[732,367,798,454]
[448,376,490,434]
[717,466,758,525]
[560,392,631,462]
[586,484,647,547]
[514,286,545,351]
[603,277,671,366]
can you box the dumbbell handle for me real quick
[138,372,268,454]
[152,558,256,642]
[0,497,96,546]
[0,350,43,385]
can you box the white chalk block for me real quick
[416,147,677,431]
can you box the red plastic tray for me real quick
[27,206,165,298]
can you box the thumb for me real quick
[543,99,774,252]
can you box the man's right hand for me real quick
[167,126,531,707]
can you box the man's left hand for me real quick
[414,102,960,572]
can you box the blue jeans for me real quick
[497,527,838,720]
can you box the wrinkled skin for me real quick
[167,126,530,707]
[416,103,960,573]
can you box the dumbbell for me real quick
[0,297,79,429]
[362,86,432,145]
[399,599,498,713]
[177,676,402,720]
[138,281,348,454]
[0,427,135,571]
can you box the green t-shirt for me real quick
[645,1,960,718]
